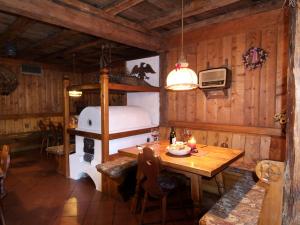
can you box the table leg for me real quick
[190,174,203,218]
[215,172,225,196]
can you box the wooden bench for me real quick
[199,160,284,225]
[96,156,137,199]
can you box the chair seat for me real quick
[158,171,188,191]
[96,156,137,179]
[46,144,75,156]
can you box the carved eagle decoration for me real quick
[130,62,155,80]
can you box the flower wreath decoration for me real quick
[242,47,268,70]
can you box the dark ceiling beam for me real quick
[144,0,240,29]
[19,29,77,57]
[0,0,161,51]
[0,17,34,45]
[104,0,144,15]
[57,0,148,33]
[39,39,105,61]
[165,0,283,36]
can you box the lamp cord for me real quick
[181,0,184,60]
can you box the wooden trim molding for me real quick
[67,127,158,140]
[0,113,63,120]
[162,121,284,137]
[68,83,160,92]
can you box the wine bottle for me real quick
[169,127,176,144]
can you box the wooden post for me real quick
[100,68,109,163]
[282,3,300,225]
[63,77,70,177]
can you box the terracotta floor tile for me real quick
[3,149,218,225]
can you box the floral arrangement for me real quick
[242,47,268,70]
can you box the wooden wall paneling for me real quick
[207,131,219,146]
[218,132,233,148]
[159,127,169,140]
[192,129,207,145]
[244,30,261,126]
[196,40,207,122]
[230,33,246,125]
[259,26,277,127]
[260,136,271,160]
[166,48,178,122]
[275,15,288,128]
[185,44,197,122]
[270,136,286,161]
[0,120,5,135]
[231,133,246,166]
[206,38,220,123]
[217,36,232,124]
[244,134,261,167]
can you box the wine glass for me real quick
[183,128,192,143]
[151,128,160,144]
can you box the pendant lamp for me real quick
[69,54,82,97]
[165,0,198,91]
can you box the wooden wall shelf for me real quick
[68,126,158,140]
[162,121,284,137]
[68,83,160,92]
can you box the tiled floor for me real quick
[3,150,219,225]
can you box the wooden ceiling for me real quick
[0,0,282,71]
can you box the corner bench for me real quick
[200,167,266,225]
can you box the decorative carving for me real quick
[130,62,155,80]
[0,66,18,95]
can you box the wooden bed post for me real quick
[282,3,300,225]
[100,68,109,163]
[63,77,70,177]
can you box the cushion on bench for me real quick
[46,144,75,156]
[96,156,137,179]
[200,174,266,225]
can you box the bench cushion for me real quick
[46,144,75,156]
[96,157,137,179]
[200,174,266,225]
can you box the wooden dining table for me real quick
[118,140,244,215]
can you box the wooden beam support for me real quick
[104,0,144,15]
[144,0,240,29]
[100,68,109,163]
[0,17,34,45]
[162,121,283,137]
[63,78,70,178]
[19,29,77,57]
[0,0,161,51]
[165,0,282,36]
[282,3,300,225]
[58,0,149,33]
[40,39,101,61]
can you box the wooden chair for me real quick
[48,121,58,146]
[38,120,49,154]
[138,147,186,225]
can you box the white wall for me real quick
[126,56,160,126]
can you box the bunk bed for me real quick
[63,68,160,189]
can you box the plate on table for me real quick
[167,145,191,156]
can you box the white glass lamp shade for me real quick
[165,63,198,91]
[69,90,82,97]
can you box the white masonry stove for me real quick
[69,106,155,191]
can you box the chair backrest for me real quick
[138,147,163,197]
[1,145,10,177]
[48,121,58,145]
[38,120,47,132]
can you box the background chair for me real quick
[38,120,49,154]
[138,147,187,225]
